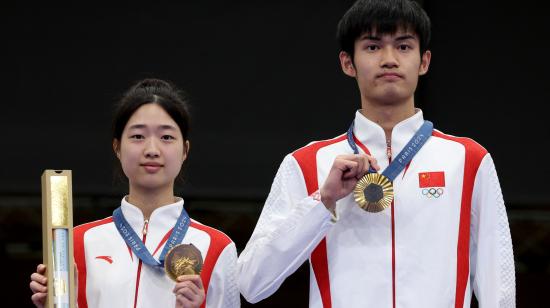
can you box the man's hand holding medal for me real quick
[320,154,380,214]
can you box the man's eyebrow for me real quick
[359,34,381,41]
[358,34,417,42]
[395,34,417,41]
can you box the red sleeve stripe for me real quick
[292,135,347,308]
[292,135,347,195]
[189,221,233,308]
[73,217,114,308]
[310,238,331,308]
[432,131,487,308]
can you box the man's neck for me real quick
[127,185,176,220]
[360,99,416,141]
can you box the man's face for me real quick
[340,28,431,105]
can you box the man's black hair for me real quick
[337,0,431,59]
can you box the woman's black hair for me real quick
[112,78,190,142]
[337,0,431,59]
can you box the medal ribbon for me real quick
[347,120,433,181]
[113,205,190,267]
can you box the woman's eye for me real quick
[161,135,175,141]
[130,134,144,140]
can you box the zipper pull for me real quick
[386,139,392,160]
[142,219,149,235]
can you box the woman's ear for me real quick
[183,140,190,163]
[113,139,121,159]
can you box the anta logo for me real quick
[95,256,113,264]
[418,171,445,198]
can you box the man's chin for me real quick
[370,91,409,105]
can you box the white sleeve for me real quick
[205,242,240,308]
[237,154,335,304]
[470,154,516,307]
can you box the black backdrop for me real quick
[4,1,548,202]
[3,1,549,307]
[5,1,360,199]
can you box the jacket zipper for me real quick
[387,138,396,308]
[142,219,149,235]
[386,138,392,160]
[133,219,149,308]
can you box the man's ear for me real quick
[419,50,431,76]
[113,139,121,159]
[339,51,356,77]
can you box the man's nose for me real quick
[380,46,399,68]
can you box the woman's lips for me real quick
[141,163,163,173]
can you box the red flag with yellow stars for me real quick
[418,171,445,188]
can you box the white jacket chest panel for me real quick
[313,137,467,307]
[84,222,211,308]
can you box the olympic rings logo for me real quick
[422,188,444,198]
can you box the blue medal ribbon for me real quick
[113,204,190,267]
[347,120,433,181]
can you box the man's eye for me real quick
[366,45,379,51]
[398,44,412,51]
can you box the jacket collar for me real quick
[352,108,425,169]
[120,196,184,235]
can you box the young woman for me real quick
[30,79,239,308]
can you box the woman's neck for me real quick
[127,185,175,220]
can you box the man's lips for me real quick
[377,72,404,79]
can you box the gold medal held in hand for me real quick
[164,243,203,281]
[354,173,394,213]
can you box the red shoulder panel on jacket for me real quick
[292,135,347,195]
[190,221,233,308]
[432,130,488,308]
[73,217,113,308]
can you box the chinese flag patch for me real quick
[418,171,445,188]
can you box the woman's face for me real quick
[115,103,188,192]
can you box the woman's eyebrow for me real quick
[157,125,177,131]
[127,124,177,130]
[127,124,146,130]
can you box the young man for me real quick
[238,0,515,307]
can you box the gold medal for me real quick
[354,173,394,212]
[164,243,203,281]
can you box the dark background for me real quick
[2,1,549,307]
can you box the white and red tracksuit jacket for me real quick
[238,110,515,307]
[73,197,240,308]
